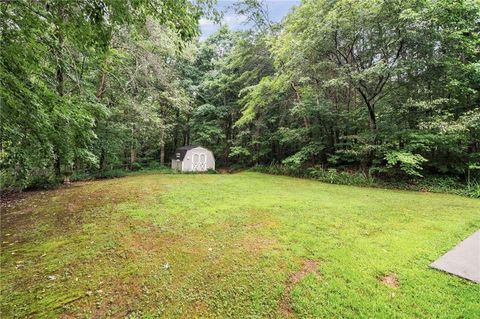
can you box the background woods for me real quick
[1,0,479,193]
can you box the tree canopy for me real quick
[1,0,479,192]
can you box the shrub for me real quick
[464,181,480,198]
[308,167,375,186]
[250,164,477,198]
[95,169,127,179]
[385,151,428,177]
[1,168,60,191]
[139,165,176,174]
[71,171,94,182]
[130,162,143,171]
[25,173,60,190]
[250,165,374,186]
[71,169,127,181]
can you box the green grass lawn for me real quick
[1,172,479,318]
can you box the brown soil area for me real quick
[380,273,399,288]
[279,260,321,317]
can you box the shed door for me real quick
[199,154,206,170]
[192,153,199,171]
[191,153,207,171]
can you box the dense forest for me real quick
[1,0,479,194]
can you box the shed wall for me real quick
[171,159,181,170]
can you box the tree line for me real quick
[1,0,479,191]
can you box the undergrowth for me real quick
[249,165,480,198]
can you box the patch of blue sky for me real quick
[199,0,300,40]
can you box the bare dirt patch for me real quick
[59,278,144,319]
[240,235,277,253]
[380,273,399,288]
[190,301,208,315]
[279,260,321,317]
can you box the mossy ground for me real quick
[1,172,479,318]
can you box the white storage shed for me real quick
[171,145,215,172]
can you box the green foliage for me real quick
[2,0,479,194]
[228,0,478,191]
[385,151,428,177]
[307,167,375,186]
[136,166,176,174]
[207,168,218,174]
[250,164,478,198]
[464,181,480,198]
[0,0,207,190]
[250,165,375,187]
[71,169,127,181]
[94,169,128,180]
[282,142,325,168]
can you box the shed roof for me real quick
[171,145,201,161]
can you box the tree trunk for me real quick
[96,70,107,100]
[54,6,64,178]
[173,110,180,149]
[54,158,61,177]
[130,146,136,169]
[184,114,190,146]
[99,148,106,170]
[254,120,261,165]
[160,127,165,166]
[55,9,64,98]
[291,82,310,129]
[130,126,136,169]
[56,61,64,97]
[367,103,377,131]
[357,87,377,131]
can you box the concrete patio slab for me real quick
[431,230,480,283]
